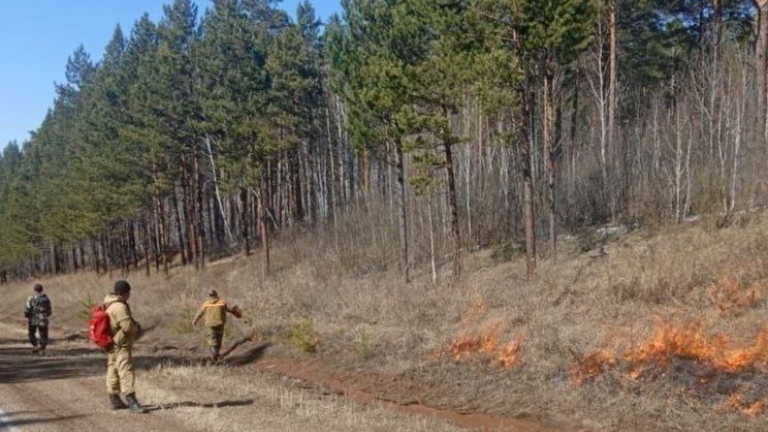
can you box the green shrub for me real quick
[170,306,199,335]
[77,295,96,322]
[290,318,320,353]
[352,329,373,360]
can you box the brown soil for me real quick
[0,318,580,432]
[219,339,584,432]
[249,357,581,432]
[0,323,196,432]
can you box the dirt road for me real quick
[0,321,476,432]
[0,321,200,432]
[0,317,576,432]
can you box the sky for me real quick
[0,0,341,150]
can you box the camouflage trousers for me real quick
[106,346,135,395]
[206,325,225,351]
[28,323,48,348]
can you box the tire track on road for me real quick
[0,405,23,432]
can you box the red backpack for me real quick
[88,304,114,351]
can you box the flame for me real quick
[437,318,523,370]
[445,319,502,363]
[496,337,524,369]
[448,334,498,362]
[625,322,727,378]
[570,318,768,415]
[625,322,768,377]
[570,350,616,386]
[573,322,768,384]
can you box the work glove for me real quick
[135,321,144,340]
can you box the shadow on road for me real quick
[0,344,205,385]
[221,342,271,366]
[2,414,89,427]
[0,338,28,346]
[147,399,255,412]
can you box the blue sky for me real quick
[0,0,341,150]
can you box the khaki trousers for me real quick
[206,325,225,350]
[106,346,135,395]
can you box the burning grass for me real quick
[572,320,768,415]
[573,321,768,384]
[436,310,524,370]
[8,212,768,430]
[625,321,768,378]
[570,350,616,386]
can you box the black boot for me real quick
[109,394,129,410]
[124,393,148,414]
[210,347,220,362]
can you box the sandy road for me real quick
[0,318,564,432]
[0,322,470,432]
[0,321,199,432]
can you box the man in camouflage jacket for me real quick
[23,284,52,354]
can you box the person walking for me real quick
[104,280,147,413]
[192,290,241,362]
[23,284,52,354]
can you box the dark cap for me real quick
[114,280,132,296]
[208,290,219,298]
[33,284,43,293]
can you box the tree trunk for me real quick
[171,185,187,266]
[306,141,319,225]
[712,0,723,47]
[569,70,579,200]
[257,181,270,279]
[72,245,79,273]
[152,167,169,277]
[756,0,768,136]
[179,155,195,266]
[607,0,618,215]
[129,220,139,270]
[194,149,206,269]
[241,188,251,256]
[442,106,462,278]
[103,234,112,278]
[544,72,557,256]
[205,136,233,242]
[394,142,410,283]
[519,82,537,278]
[143,212,152,277]
[291,149,304,224]
[266,159,275,225]
[207,196,217,248]
[428,196,437,284]
[92,238,101,274]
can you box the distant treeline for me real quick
[0,0,764,282]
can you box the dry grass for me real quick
[138,364,465,432]
[3,212,768,431]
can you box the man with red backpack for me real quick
[102,280,147,413]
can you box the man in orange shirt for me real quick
[192,290,240,361]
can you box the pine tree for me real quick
[520,0,596,256]
[156,0,205,268]
[330,0,432,283]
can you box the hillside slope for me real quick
[2,212,768,431]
